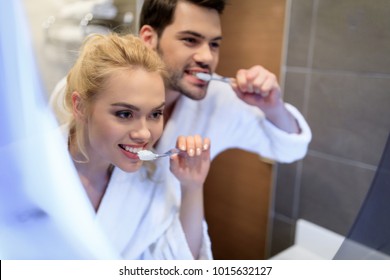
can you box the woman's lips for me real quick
[118,144,144,160]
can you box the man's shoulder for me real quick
[201,80,237,105]
[207,79,235,95]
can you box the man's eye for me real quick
[210,41,220,49]
[182,37,197,45]
[115,111,133,119]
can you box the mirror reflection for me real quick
[1,0,389,260]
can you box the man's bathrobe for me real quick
[155,79,312,162]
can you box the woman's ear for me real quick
[139,25,158,50]
[71,91,85,121]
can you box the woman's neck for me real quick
[69,139,113,211]
[74,160,113,212]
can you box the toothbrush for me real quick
[137,148,180,161]
[195,72,231,83]
[196,72,268,96]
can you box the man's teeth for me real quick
[189,71,204,77]
[123,146,143,153]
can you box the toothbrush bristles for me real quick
[195,72,212,81]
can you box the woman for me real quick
[61,33,212,259]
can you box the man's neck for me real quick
[154,89,181,149]
[163,89,181,126]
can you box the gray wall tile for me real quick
[313,0,390,73]
[299,154,375,234]
[268,215,295,257]
[274,162,299,218]
[307,72,390,165]
[286,0,314,67]
[283,71,308,113]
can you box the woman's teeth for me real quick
[121,145,143,154]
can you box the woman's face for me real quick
[84,68,165,172]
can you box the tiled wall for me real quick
[268,0,390,257]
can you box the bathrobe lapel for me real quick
[95,165,178,259]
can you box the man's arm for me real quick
[231,65,301,134]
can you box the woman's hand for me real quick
[169,135,210,259]
[169,135,211,190]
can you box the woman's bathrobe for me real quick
[60,125,211,260]
[93,163,212,260]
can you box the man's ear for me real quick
[139,25,158,50]
[71,91,86,121]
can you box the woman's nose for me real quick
[129,120,151,141]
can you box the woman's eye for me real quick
[150,110,163,120]
[115,111,133,119]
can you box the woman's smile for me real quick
[118,144,146,160]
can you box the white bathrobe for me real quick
[155,79,312,161]
[95,164,211,260]
[58,126,211,260]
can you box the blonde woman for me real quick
[60,33,211,259]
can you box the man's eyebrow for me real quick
[177,30,223,41]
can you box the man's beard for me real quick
[156,45,208,101]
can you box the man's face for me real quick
[156,1,222,100]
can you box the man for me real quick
[136,0,311,160]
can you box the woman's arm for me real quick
[169,135,211,259]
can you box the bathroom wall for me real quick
[22,0,68,97]
[22,0,139,97]
[268,0,390,257]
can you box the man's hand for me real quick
[231,65,300,134]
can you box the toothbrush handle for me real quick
[217,76,232,83]
[157,148,181,158]
[167,148,181,156]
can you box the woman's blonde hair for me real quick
[64,33,167,162]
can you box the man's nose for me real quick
[193,43,214,65]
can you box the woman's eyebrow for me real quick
[111,103,140,111]
[153,102,165,110]
[111,102,165,111]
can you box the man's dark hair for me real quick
[140,0,226,36]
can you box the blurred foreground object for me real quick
[334,132,390,260]
[0,0,118,259]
